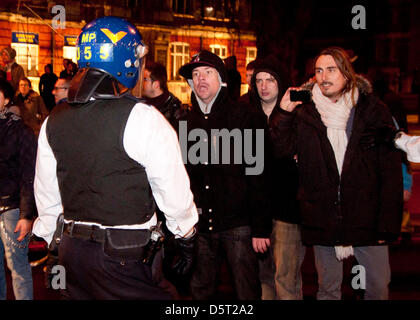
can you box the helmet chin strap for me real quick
[134,56,146,98]
[68,68,129,104]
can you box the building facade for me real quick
[0,0,257,103]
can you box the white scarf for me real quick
[312,83,359,261]
[312,83,359,175]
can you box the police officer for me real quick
[32,16,198,300]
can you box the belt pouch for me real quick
[104,228,151,259]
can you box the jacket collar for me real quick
[191,87,229,115]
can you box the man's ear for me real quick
[152,80,160,91]
[4,98,9,106]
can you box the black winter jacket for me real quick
[269,76,403,246]
[144,91,186,130]
[249,66,300,225]
[180,87,272,238]
[0,110,37,220]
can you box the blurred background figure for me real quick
[0,77,19,115]
[59,59,70,78]
[224,55,242,101]
[52,77,71,106]
[14,77,48,136]
[68,61,78,78]
[0,77,37,300]
[39,64,58,112]
[372,71,407,132]
[371,70,414,242]
[60,59,78,79]
[142,61,184,129]
[239,59,258,104]
[0,77,16,113]
[1,46,25,94]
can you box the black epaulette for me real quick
[0,109,20,120]
[2,111,21,128]
[9,112,21,121]
[123,93,142,104]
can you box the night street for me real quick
[6,136,420,300]
[1,0,420,303]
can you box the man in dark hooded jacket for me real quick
[249,55,305,300]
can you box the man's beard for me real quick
[320,82,346,100]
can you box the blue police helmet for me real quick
[76,16,147,89]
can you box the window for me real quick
[172,0,192,15]
[203,0,226,19]
[246,47,257,66]
[63,35,78,63]
[63,47,77,64]
[11,43,39,77]
[210,44,227,59]
[170,42,190,80]
[155,48,168,68]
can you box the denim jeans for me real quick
[258,220,306,300]
[314,245,391,300]
[0,208,33,300]
[190,226,261,300]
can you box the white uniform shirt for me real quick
[395,132,420,163]
[33,101,198,245]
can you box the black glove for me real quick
[359,126,399,151]
[43,249,59,289]
[171,230,197,276]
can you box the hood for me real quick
[180,50,228,113]
[250,55,290,109]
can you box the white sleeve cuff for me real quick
[395,132,420,163]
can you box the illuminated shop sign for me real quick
[64,35,78,46]
[12,32,39,44]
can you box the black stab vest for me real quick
[46,97,155,226]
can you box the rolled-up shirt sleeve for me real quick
[124,103,198,238]
[32,118,63,245]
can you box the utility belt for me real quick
[55,216,164,264]
[63,222,109,243]
[0,195,18,214]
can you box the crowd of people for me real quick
[0,48,77,300]
[0,48,76,135]
[0,16,419,300]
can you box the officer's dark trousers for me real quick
[59,233,172,300]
